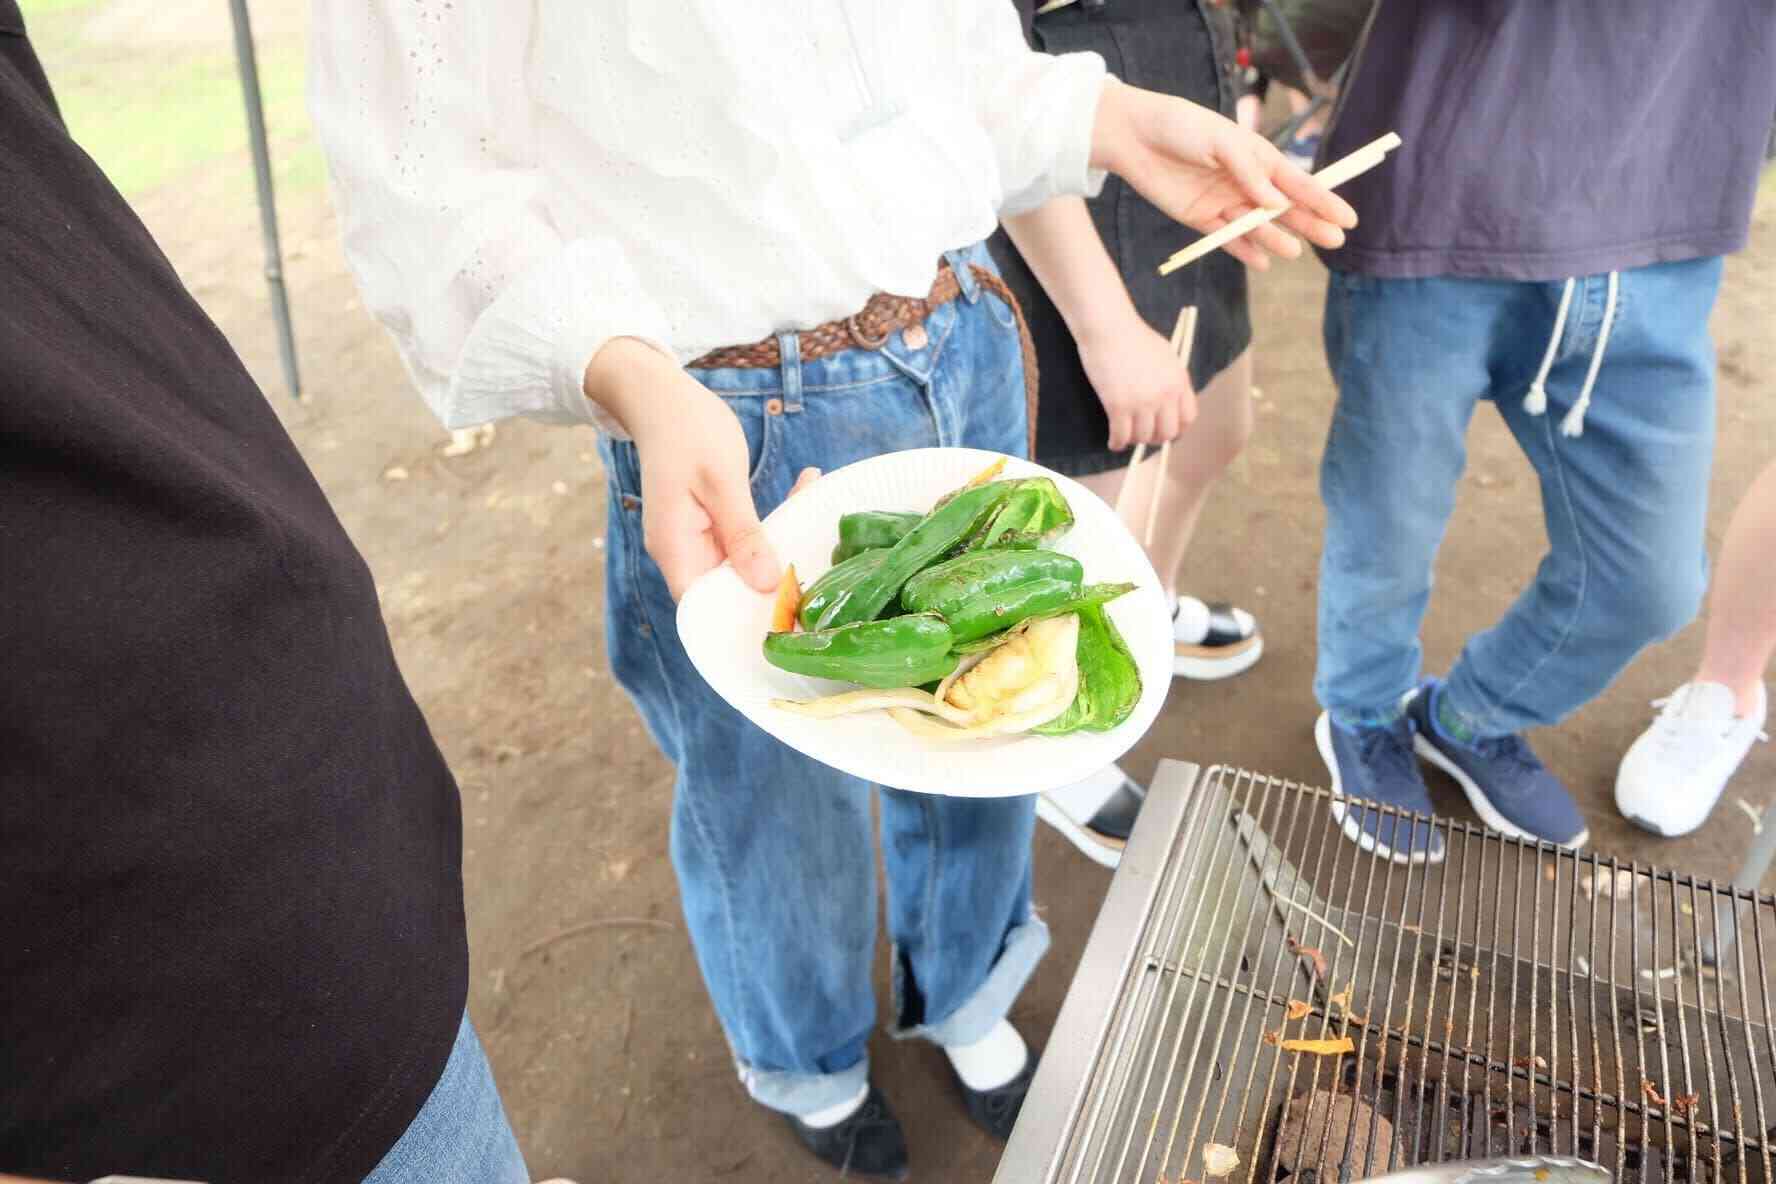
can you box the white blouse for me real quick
[308,1,1109,436]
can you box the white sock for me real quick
[1172,595,1211,644]
[798,1081,868,1129]
[944,1019,1029,1092]
[1043,763,1129,823]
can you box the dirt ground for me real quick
[26,5,1776,1181]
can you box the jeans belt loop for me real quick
[945,248,982,304]
[775,330,804,413]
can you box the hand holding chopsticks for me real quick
[1158,132,1402,275]
[1088,82,1359,271]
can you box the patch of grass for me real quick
[50,46,311,198]
[19,0,99,15]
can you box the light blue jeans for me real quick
[1316,258,1723,734]
[599,243,1048,1115]
[361,1013,527,1184]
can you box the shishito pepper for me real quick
[815,481,1015,630]
[944,579,1082,644]
[961,478,1075,551]
[798,548,888,631]
[901,549,1084,642]
[952,582,1136,654]
[831,511,922,564]
[763,612,958,688]
[1034,602,1142,735]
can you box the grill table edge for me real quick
[996,759,1204,1184]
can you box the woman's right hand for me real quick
[584,339,784,601]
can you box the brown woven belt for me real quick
[689,259,1040,456]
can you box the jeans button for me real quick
[902,322,929,350]
[620,494,641,512]
[766,398,783,415]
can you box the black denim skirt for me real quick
[989,0,1254,478]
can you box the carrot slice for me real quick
[964,456,1007,488]
[1279,1036,1355,1056]
[770,564,801,633]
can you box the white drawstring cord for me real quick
[1522,277,1574,417]
[1561,269,1619,438]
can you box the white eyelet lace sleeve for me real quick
[307,0,669,437]
[957,0,1110,216]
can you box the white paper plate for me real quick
[675,447,1172,797]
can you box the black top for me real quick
[0,9,468,1182]
[989,0,1252,477]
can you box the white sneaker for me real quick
[1616,681,1768,837]
[1037,764,1144,869]
[1173,595,1263,681]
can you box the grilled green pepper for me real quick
[952,582,1137,653]
[763,613,958,688]
[961,478,1074,551]
[944,578,1083,644]
[1034,603,1141,735]
[815,481,1015,629]
[798,548,888,631]
[831,511,922,564]
[901,548,1084,642]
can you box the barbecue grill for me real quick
[998,761,1776,1184]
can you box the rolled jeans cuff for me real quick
[736,1051,871,1117]
[891,915,1052,1047]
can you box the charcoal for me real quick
[1274,1090,1404,1183]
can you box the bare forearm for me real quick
[1001,197,1142,350]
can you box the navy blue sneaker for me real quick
[1315,711,1446,865]
[1406,680,1589,848]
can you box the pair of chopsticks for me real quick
[1157,131,1402,276]
[1113,305,1197,549]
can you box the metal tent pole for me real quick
[227,0,301,399]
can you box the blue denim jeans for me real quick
[598,243,1048,1115]
[361,1013,527,1184]
[1316,258,1722,734]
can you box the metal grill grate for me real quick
[1003,764,1776,1184]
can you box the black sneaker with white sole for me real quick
[783,1085,910,1180]
[1173,595,1263,680]
[954,1052,1039,1141]
[1037,764,1145,869]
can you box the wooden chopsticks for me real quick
[1157,131,1401,276]
[1114,305,1197,549]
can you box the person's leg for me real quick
[1314,270,1500,863]
[878,785,1046,1056]
[361,1014,529,1184]
[1423,260,1721,845]
[1315,272,1493,725]
[1443,260,1721,734]
[602,426,882,1119]
[1695,455,1776,712]
[867,245,1048,1139]
[1616,452,1775,836]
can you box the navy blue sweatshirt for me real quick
[1317,1,1776,280]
